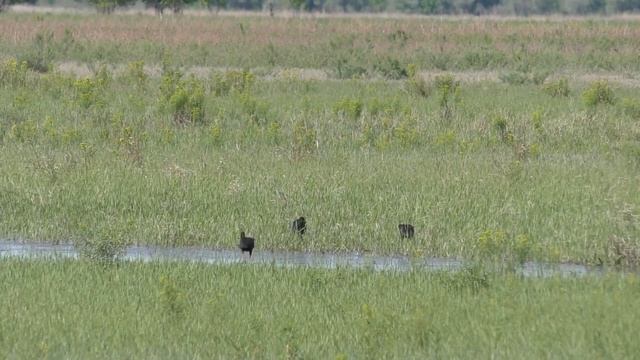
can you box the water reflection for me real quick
[0,240,608,277]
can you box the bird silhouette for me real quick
[238,231,255,256]
[398,224,415,239]
[292,216,306,236]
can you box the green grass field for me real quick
[1,12,640,357]
[1,260,639,358]
[1,53,639,263]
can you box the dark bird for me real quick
[398,224,415,239]
[291,216,306,236]
[238,231,255,256]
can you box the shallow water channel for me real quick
[0,240,610,278]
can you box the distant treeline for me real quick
[2,0,640,15]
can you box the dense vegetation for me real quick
[1,260,639,358]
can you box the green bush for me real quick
[435,74,460,119]
[333,97,363,120]
[159,63,184,105]
[499,71,529,85]
[236,92,269,124]
[329,35,369,79]
[125,60,148,87]
[18,31,55,73]
[441,265,491,294]
[76,238,127,263]
[620,97,640,119]
[405,64,431,98]
[169,78,206,125]
[211,70,255,96]
[475,229,536,264]
[0,58,29,87]
[500,69,549,86]
[74,77,105,109]
[542,77,570,97]
[393,116,420,147]
[373,56,408,79]
[582,80,615,107]
[292,118,317,157]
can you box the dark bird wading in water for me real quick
[398,224,415,239]
[238,231,255,256]
[292,216,306,236]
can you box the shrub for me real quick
[500,70,549,86]
[159,276,185,318]
[159,62,184,105]
[0,58,29,87]
[475,229,536,264]
[531,110,543,132]
[441,265,491,294]
[333,97,363,120]
[169,78,206,125]
[77,238,127,263]
[236,92,269,124]
[435,130,456,147]
[125,60,148,87]
[620,97,640,119]
[607,235,640,267]
[74,77,107,109]
[373,56,408,79]
[492,114,513,143]
[18,31,55,73]
[209,122,223,145]
[117,125,145,166]
[499,71,529,85]
[582,80,615,107]
[367,97,402,117]
[329,35,369,79]
[388,29,410,45]
[531,70,551,85]
[394,116,419,147]
[210,70,255,96]
[434,74,460,119]
[405,64,430,98]
[542,77,570,97]
[334,57,368,79]
[9,119,38,143]
[292,118,317,157]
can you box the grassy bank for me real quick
[0,260,638,358]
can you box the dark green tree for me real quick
[1,0,36,12]
[143,0,199,14]
[417,0,453,13]
[615,0,640,11]
[464,0,501,14]
[227,0,263,10]
[80,0,136,14]
[535,0,560,13]
[201,0,227,12]
[577,0,606,12]
[289,0,305,9]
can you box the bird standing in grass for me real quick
[238,231,255,257]
[292,216,306,236]
[398,223,415,239]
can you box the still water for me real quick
[0,240,608,277]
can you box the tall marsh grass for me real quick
[1,60,639,263]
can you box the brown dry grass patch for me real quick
[2,12,640,54]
